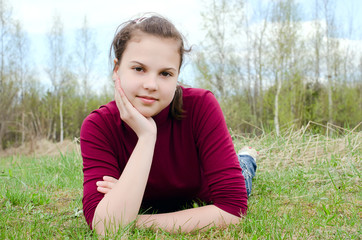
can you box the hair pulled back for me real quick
[110,14,189,120]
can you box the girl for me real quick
[80,14,257,235]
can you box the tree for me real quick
[321,0,336,124]
[196,0,245,98]
[268,0,302,135]
[246,0,270,126]
[10,20,30,144]
[75,16,98,116]
[0,0,17,149]
[45,13,66,142]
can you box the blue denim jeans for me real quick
[238,154,257,197]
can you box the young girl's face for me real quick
[114,32,180,117]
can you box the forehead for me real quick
[123,32,181,67]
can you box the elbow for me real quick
[92,214,122,235]
[91,208,137,235]
[214,206,243,227]
[92,219,105,235]
[228,214,242,225]
[92,212,109,235]
[218,213,241,228]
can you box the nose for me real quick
[143,74,158,91]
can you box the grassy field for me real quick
[0,124,361,239]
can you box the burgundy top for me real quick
[80,87,247,228]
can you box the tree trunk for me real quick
[0,122,4,150]
[53,122,56,141]
[60,94,64,142]
[274,74,281,136]
[327,76,333,123]
[21,111,25,144]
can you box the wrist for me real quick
[138,133,157,143]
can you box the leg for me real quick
[238,148,258,197]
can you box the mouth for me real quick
[137,95,158,104]
[138,95,158,100]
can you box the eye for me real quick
[133,67,144,72]
[160,71,172,77]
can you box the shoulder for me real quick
[181,87,218,107]
[180,87,224,127]
[81,101,119,133]
[181,86,214,98]
[85,101,118,121]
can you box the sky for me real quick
[10,0,203,36]
[10,0,205,88]
[9,0,362,90]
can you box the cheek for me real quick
[164,84,177,103]
[118,74,135,99]
[169,88,176,100]
[118,71,132,88]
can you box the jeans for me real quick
[238,154,257,197]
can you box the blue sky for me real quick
[9,0,362,90]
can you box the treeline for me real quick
[195,0,361,135]
[0,0,361,150]
[0,0,113,149]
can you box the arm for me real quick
[92,89,246,234]
[92,76,157,234]
[92,135,156,234]
[97,176,241,233]
[136,205,241,233]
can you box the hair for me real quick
[110,14,190,120]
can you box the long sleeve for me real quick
[189,90,247,217]
[80,103,126,228]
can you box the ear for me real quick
[112,70,118,82]
[114,58,119,65]
[112,60,119,81]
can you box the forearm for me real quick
[136,205,242,233]
[92,135,156,234]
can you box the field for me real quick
[0,124,361,239]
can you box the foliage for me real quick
[0,0,361,149]
[196,0,362,136]
[0,0,113,149]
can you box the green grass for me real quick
[1,125,361,239]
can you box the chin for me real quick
[142,113,154,118]
[139,109,157,118]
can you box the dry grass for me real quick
[0,138,80,158]
[233,121,361,169]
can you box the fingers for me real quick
[96,176,118,194]
[96,180,113,189]
[103,175,118,183]
[114,76,128,104]
[97,186,110,194]
[114,76,135,120]
[113,76,157,137]
[114,76,126,109]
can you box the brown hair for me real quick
[110,14,190,120]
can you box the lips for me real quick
[137,95,158,104]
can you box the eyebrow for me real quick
[130,61,177,72]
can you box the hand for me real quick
[96,176,118,195]
[114,76,157,138]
